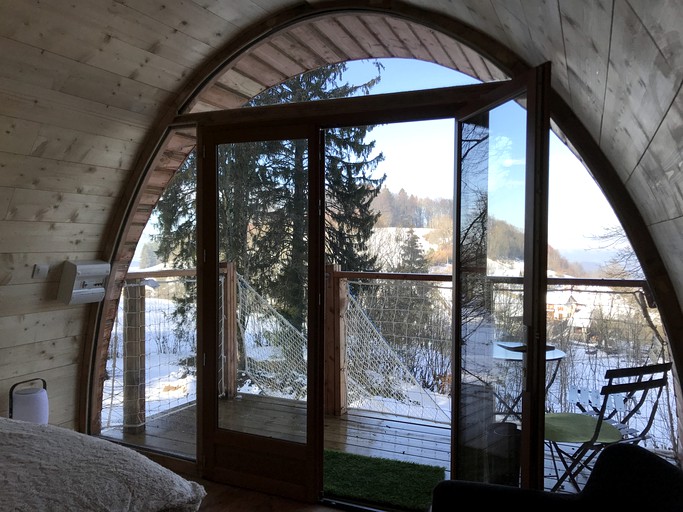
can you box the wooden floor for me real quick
[194,477,339,512]
[102,394,591,511]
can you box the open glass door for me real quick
[190,65,549,503]
[197,123,323,502]
[453,64,550,488]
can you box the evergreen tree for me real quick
[152,63,386,332]
[394,228,429,273]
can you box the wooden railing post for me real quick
[223,262,237,398]
[123,279,145,434]
[325,264,347,416]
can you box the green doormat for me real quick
[323,450,446,512]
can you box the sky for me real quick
[342,58,624,264]
[135,58,627,268]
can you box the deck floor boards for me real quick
[101,394,587,499]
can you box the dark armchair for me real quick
[431,443,683,511]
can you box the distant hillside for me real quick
[372,188,590,277]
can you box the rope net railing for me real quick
[234,274,308,400]
[100,269,677,454]
[344,287,451,422]
[345,279,452,422]
[101,276,199,431]
[234,274,451,422]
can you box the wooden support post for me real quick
[223,262,238,398]
[324,264,347,416]
[123,280,145,434]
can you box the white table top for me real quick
[493,341,566,361]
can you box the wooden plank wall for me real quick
[0,0,263,429]
[0,1,681,451]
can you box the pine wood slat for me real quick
[0,250,100,286]
[0,153,128,197]
[312,18,368,61]
[0,220,103,253]
[411,23,456,69]
[109,0,238,49]
[289,24,345,64]
[0,336,81,379]
[199,0,266,27]
[233,53,288,89]
[601,2,680,179]
[0,82,148,142]
[385,18,434,62]
[455,0,515,50]
[0,187,11,220]
[519,0,569,96]
[0,114,42,155]
[269,33,328,71]
[365,15,412,59]
[558,0,611,142]
[0,308,85,349]
[198,84,251,110]
[0,36,171,116]
[250,43,308,78]
[336,15,392,58]
[0,363,79,418]
[0,0,189,92]
[4,188,115,224]
[0,281,65,316]
[215,69,266,100]
[629,97,683,222]
[70,0,215,69]
[433,33,479,80]
[28,125,140,169]
[458,43,497,83]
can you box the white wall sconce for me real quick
[9,378,49,424]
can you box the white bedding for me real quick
[0,417,206,512]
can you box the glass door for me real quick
[453,64,550,488]
[191,65,550,502]
[197,124,323,502]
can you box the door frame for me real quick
[190,65,550,501]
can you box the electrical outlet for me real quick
[32,264,50,279]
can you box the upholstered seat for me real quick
[431,443,683,512]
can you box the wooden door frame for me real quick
[191,72,548,502]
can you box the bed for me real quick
[0,417,206,511]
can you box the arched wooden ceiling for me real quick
[0,1,681,432]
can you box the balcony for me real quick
[98,265,678,493]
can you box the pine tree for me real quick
[152,63,386,332]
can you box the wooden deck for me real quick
[101,394,589,496]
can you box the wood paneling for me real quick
[0,251,100,285]
[601,1,681,180]
[0,336,81,380]
[628,93,683,223]
[0,309,85,348]
[4,188,115,224]
[0,153,129,197]
[1,221,103,253]
[558,0,612,142]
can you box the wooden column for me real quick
[223,262,238,398]
[123,280,145,434]
[324,264,347,416]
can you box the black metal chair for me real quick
[544,361,672,492]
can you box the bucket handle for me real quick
[9,378,47,418]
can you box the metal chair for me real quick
[544,361,672,492]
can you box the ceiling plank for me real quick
[558,0,612,142]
